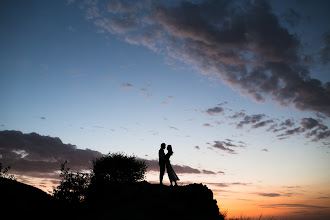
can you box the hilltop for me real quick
[0,177,223,220]
[0,177,61,218]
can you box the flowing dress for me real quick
[165,154,179,182]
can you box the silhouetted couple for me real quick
[159,143,179,186]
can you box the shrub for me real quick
[52,161,90,204]
[91,152,147,184]
[0,162,16,181]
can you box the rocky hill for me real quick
[0,178,224,220]
[86,181,224,220]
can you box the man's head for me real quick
[161,143,166,149]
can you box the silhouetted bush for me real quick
[52,161,90,205]
[53,153,147,205]
[91,152,147,184]
[0,162,16,180]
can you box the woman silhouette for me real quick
[165,145,179,186]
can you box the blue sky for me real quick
[1,0,330,219]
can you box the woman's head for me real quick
[167,145,173,155]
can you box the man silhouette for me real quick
[158,143,166,185]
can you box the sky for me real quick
[0,0,330,219]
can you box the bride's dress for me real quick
[166,154,179,182]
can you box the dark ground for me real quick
[0,177,224,220]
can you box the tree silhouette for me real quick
[52,161,90,205]
[91,152,147,184]
[53,153,147,204]
[0,162,16,180]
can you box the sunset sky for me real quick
[1,0,329,219]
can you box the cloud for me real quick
[276,117,330,142]
[0,130,102,177]
[237,114,266,129]
[120,83,134,88]
[300,117,320,129]
[205,106,224,115]
[280,118,295,127]
[212,141,236,154]
[202,170,215,174]
[207,182,250,188]
[223,108,329,143]
[84,0,330,116]
[202,123,213,127]
[143,159,214,175]
[161,96,174,105]
[252,119,274,129]
[260,203,329,209]
[0,131,217,182]
[258,193,281,197]
[277,127,305,139]
[211,140,246,154]
[228,111,246,119]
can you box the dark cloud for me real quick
[252,119,274,129]
[300,117,320,129]
[211,140,246,154]
[0,130,102,177]
[237,114,265,129]
[228,111,246,119]
[276,117,330,142]
[143,159,214,175]
[205,106,224,115]
[86,0,330,116]
[0,131,216,179]
[280,118,295,127]
[206,104,329,144]
[258,193,281,197]
[212,141,236,154]
[277,127,305,139]
[202,170,215,174]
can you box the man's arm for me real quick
[159,150,165,161]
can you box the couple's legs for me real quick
[159,163,165,184]
[169,180,178,186]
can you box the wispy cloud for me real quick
[202,123,213,127]
[257,193,281,197]
[142,159,215,175]
[237,114,266,129]
[203,105,329,144]
[120,83,134,88]
[81,0,330,116]
[259,203,329,209]
[210,139,246,154]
